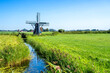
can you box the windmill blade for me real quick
[39,22,49,24]
[37,12,40,23]
[39,24,49,26]
[31,24,35,29]
[26,21,37,24]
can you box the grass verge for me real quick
[0,35,30,67]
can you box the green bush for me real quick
[21,33,27,38]
[58,29,65,33]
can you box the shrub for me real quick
[58,29,65,33]
[21,33,27,38]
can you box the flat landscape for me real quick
[1,0,110,73]
[0,32,110,73]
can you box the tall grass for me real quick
[0,35,30,67]
[27,34,110,73]
[0,32,18,35]
[0,31,53,36]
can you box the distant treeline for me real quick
[62,30,110,34]
[58,29,110,34]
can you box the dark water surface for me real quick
[24,43,47,73]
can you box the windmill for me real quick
[26,12,49,35]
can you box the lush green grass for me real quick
[0,31,32,35]
[27,34,110,73]
[42,32,53,35]
[0,35,30,67]
[0,31,18,35]
[0,31,53,35]
[22,31,53,35]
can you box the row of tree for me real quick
[57,29,110,34]
[18,28,110,34]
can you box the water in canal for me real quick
[24,43,47,73]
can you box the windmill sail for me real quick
[26,12,49,35]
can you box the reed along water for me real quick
[0,43,47,73]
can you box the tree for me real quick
[107,29,110,33]
[29,29,33,32]
[45,28,49,32]
[58,29,65,33]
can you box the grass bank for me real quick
[0,35,30,67]
[26,34,110,73]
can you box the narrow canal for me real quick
[24,43,47,73]
[0,43,48,73]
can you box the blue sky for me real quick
[0,0,110,30]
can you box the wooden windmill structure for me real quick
[26,13,49,35]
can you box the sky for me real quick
[0,0,110,30]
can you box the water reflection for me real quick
[24,43,47,73]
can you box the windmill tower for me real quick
[26,13,49,35]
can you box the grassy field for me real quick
[27,34,110,73]
[0,31,18,35]
[0,31,53,35]
[0,35,30,67]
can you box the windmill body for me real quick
[26,13,49,35]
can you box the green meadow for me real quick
[0,31,110,73]
[0,31,52,35]
[27,34,110,73]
